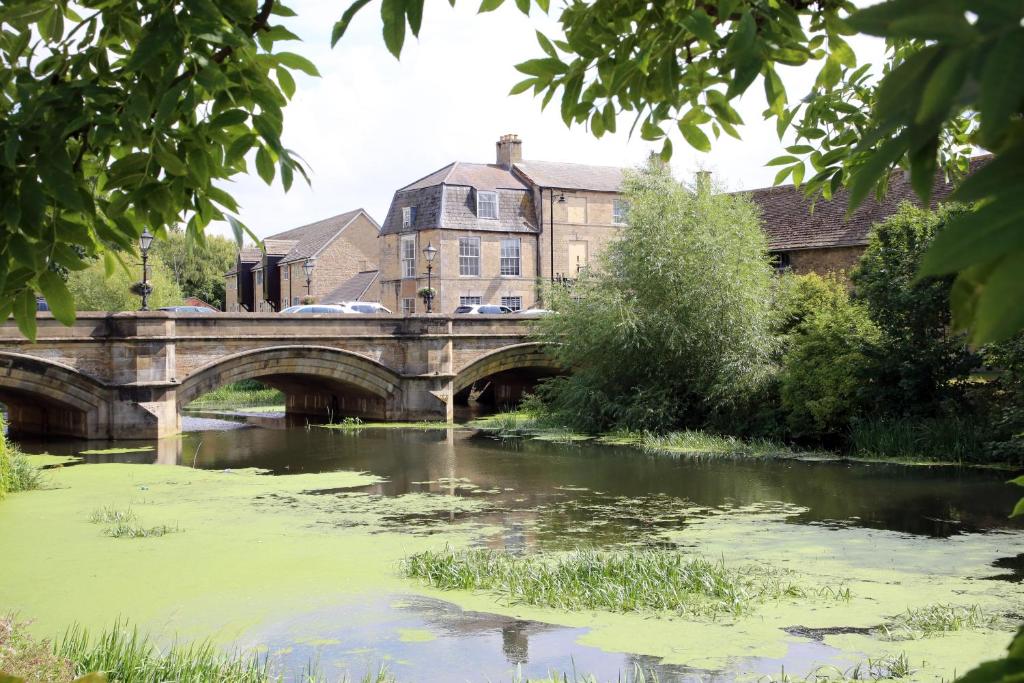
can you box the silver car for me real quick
[453,304,513,314]
[280,304,348,314]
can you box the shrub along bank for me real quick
[529,167,1023,465]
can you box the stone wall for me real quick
[532,187,625,280]
[787,246,864,276]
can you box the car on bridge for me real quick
[339,302,392,314]
[453,304,514,314]
[159,306,217,313]
[280,304,349,314]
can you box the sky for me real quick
[214,3,886,240]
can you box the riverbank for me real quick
[470,410,1022,468]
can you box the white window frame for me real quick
[458,237,480,276]
[500,296,523,311]
[459,295,482,306]
[477,191,498,220]
[401,297,415,315]
[613,199,629,225]
[292,296,299,306]
[402,206,417,228]
[400,234,416,278]
[500,238,521,276]
[282,265,289,280]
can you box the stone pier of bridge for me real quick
[0,313,559,440]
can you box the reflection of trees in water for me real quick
[501,621,530,665]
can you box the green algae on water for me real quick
[79,446,155,455]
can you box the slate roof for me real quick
[513,160,624,192]
[750,155,991,251]
[272,209,378,264]
[382,164,537,236]
[263,239,298,256]
[321,270,379,304]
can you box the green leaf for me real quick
[153,141,188,177]
[38,271,74,326]
[952,145,1024,203]
[979,30,1024,145]
[332,0,372,47]
[380,0,406,57]
[276,52,320,77]
[255,146,275,184]
[71,674,108,683]
[209,109,249,128]
[276,66,296,99]
[479,0,505,12]
[915,49,969,124]
[1013,497,1024,518]
[508,78,535,95]
[15,288,36,340]
[536,30,557,58]
[766,155,798,167]
[678,123,711,153]
[918,198,1024,276]
[972,250,1024,343]
[846,133,906,211]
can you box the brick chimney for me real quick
[496,133,523,169]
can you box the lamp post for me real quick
[303,257,316,297]
[422,242,438,313]
[138,228,154,311]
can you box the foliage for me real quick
[0,417,43,499]
[533,163,776,433]
[774,272,852,340]
[402,547,843,617]
[952,624,1024,683]
[880,604,997,641]
[779,287,880,439]
[852,204,979,417]
[344,0,1024,344]
[0,0,313,338]
[0,617,75,683]
[982,337,1024,462]
[66,257,182,312]
[151,229,237,309]
[187,380,283,408]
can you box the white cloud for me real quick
[213,4,886,240]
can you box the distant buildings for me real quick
[224,134,984,313]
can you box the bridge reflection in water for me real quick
[0,312,560,440]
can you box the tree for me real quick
[66,257,183,312]
[341,0,1023,346]
[852,203,979,416]
[151,230,237,309]
[0,0,313,337]
[533,163,776,433]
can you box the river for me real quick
[2,413,1023,682]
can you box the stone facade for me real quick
[786,246,864,277]
[224,274,238,311]
[533,187,625,280]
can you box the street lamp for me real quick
[422,242,438,313]
[138,228,154,311]
[303,257,316,296]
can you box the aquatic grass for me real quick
[319,419,454,431]
[638,430,795,457]
[187,380,284,409]
[88,506,138,525]
[768,653,914,681]
[403,548,828,618]
[879,603,996,640]
[849,417,987,463]
[103,522,180,538]
[57,621,271,683]
[0,420,44,498]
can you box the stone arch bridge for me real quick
[0,313,560,439]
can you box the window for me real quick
[500,238,521,276]
[613,199,630,225]
[255,269,263,285]
[459,237,480,276]
[282,265,289,280]
[401,298,415,315]
[292,297,299,306]
[402,206,417,228]
[770,251,792,273]
[401,235,416,278]
[501,296,522,311]
[459,296,481,306]
[477,191,498,219]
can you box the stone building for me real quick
[224,209,379,312]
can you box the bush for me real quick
[850,416,989,462]
[534,162,777,433]
[780,291,880,439]
[851,203,979,417]
[0,417,43,499]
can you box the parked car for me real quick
[340,302,392,314]
[516,308,553,316]
[453,304,513,314]
[159,306,217,313]
[280,304,348,314]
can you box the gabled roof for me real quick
[401,162,530,192]
[263,239,298,256]
[750,155,991,252]
[267,209,379,264]
[513,160,624,192]
[238,246,262,262]
[321,270,379,304]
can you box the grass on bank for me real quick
[403,548,847,618]
[878,603,997,641]
[187,381,284,409]
[318,417,455,431]
[849,417,989,464]
[0,420,44,499]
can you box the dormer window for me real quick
[477,191,498,219]
[402,206,417,228]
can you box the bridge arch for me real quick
[177,345,404,420]
[453,343,561,407]
[0,352,111,438]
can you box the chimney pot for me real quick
[496,133,523,169]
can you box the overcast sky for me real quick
[215,3,886,240]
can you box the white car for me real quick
[280,304,348,314]
[340,301,392,314]
[516,308,553,316]
[453,304,513,314]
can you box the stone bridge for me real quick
[0,313,560,439]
